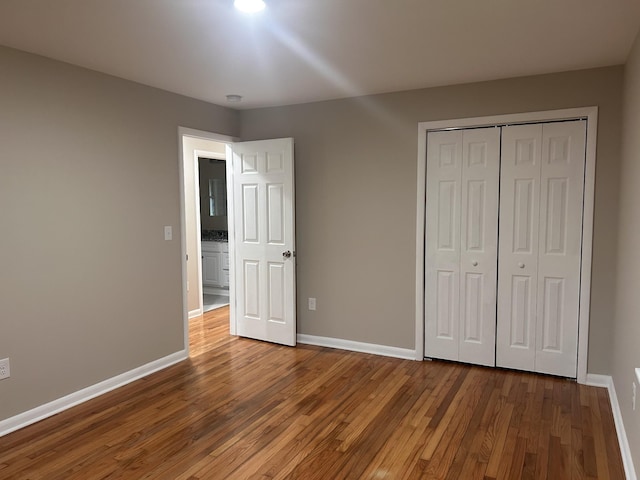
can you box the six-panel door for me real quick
[230,138,296,347]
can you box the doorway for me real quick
[199,155,230,313]
[179,127,238,354]
[180,131,298,352]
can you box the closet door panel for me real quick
[425,130,463,360]
[497,124,542,372]
[535,120,586,377]
[459,128,500,366]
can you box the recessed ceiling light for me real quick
[234,0,266,13]
[226,94,243,103]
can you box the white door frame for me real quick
[415,107,598,384]
[178,127,239,355]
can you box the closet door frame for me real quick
[415,106,598,384]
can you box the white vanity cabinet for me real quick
[221,249,230,286]
[201,241,229,288]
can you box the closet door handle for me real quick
[472,261,478,266]
[518,262,525,268]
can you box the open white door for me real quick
[227,138,296,346]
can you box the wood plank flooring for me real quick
[0,307,626,479]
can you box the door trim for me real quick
[178,127,238,355]
[415,107,598,384]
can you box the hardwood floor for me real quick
[0,307,625,479]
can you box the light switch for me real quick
[164,226,173,241]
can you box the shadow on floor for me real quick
[203,294,229,313]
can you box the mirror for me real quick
[208,178,227,217]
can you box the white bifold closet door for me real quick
[425,127,500,367]
[496,120,586,377]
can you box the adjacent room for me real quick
[1,1,640,478]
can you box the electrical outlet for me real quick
[633,381,637,411]
[308,297,316,311]
[0,358,10,380]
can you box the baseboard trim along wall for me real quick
[188,308,203,319]
[586,373,637,480]
[0,350,188,438]
[297,334,416,360]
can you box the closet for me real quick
[424,119,587,377]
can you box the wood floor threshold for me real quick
[0,307,625,479]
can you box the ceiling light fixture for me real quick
[226,94,243,103]
[234,0,266,13]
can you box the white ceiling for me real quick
[1,0,639,110]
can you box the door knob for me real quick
[282,250,292,259]
[518,262,525,268]
[472,261,478,266]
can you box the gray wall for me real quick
[613,29,640,472]
[240,67,623,374]
[0,46,239,421]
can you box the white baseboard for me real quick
[297,334,416,360]
[189,308,203,319]
[586,374,637,480]
[586,373,613,388]
[0,350,188,438]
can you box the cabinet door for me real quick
[425,128,499,366]
[202,252,222,286]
